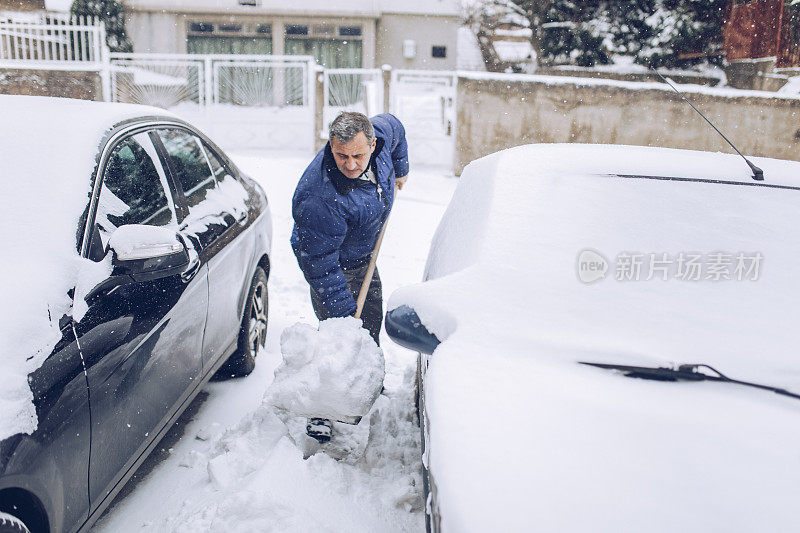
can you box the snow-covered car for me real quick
[386,144,800,532]
[0,96,272,533]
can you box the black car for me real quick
[0,97,273,533]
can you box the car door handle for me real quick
[181,254,201,282]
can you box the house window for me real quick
[239,0,258,5]
[285,23,363,68]
[187,20,273,57]
[218,24,243,33]
[189,22,214,33]
[432,46,447,58]
[312,25,335,37]
[286,25,309,36]
[339,26,362,37]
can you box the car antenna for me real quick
[649,66,764,181]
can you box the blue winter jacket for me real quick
[291,114,409,317]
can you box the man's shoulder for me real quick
[295,154,340,206]
[371,113,404,133]
[371,113,407,151]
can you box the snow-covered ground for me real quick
[91,152,458,532]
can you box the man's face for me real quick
[330,132,376,179]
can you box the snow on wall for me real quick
[456,27,486,72]
[458,70,800,100]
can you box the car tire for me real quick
[0,512,30,533]
[213,266,268,379]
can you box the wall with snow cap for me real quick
[456,73,800,174]
[0,69,102,100]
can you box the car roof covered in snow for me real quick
[1,95,177,201]
[388,143,800,531]
[0,95,177,442]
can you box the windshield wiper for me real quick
[580,362,800,401]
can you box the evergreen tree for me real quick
[504,0,556,67]
[783,0,800,64]
[635,0,727,67]
[467,0,729,70]
[541,0,613,66]
[70,0,133,53]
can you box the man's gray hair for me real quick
[329,111,374,144]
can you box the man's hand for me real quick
[396,174,408,190]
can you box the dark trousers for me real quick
[310,264,383,345]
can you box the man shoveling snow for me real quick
[270,317,385,442]
[289,111,409,440]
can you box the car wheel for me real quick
[0,512,30,533]
[213,266,268,379]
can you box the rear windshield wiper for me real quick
[580,362,800,401]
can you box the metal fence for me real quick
[109,53,317,152]
[1,39,458,168]
[0,17,105,64]
[109,54,204,107]
[109,53,312,107]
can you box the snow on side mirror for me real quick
[108,225,191,282]
[385,305,440,355]
[79,226,192,311]
[110,224,183,260]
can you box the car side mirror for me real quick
[385,305,441,355]
[84,225,192,302]
[108,224,190,281]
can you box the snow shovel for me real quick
[336,186,398,427]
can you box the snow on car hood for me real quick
[0,96,177,441]
[388,144,800,531]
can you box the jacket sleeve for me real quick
[372,113,409,178]
[292,193,357,317]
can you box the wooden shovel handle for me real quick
[355,188,397,319]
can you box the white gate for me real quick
[390,70,456,169]
[321,68,383,139]
[109,55,205,108]
[109,53,315,153]
[208,56,313,151]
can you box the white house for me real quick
[122,0,461,70]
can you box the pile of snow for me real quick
[0,96,176,441]
[270,318,385,421]
[129,366,422,533]
[44,0,72,12]
[778,75,800,95]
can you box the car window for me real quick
[203,144,230,183]
[95,133,175,247]
[157,129,217,208]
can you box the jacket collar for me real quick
[323,136,386,195]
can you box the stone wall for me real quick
[0,0,44,11]
[456,74,800,174]
[0,68,102,100]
